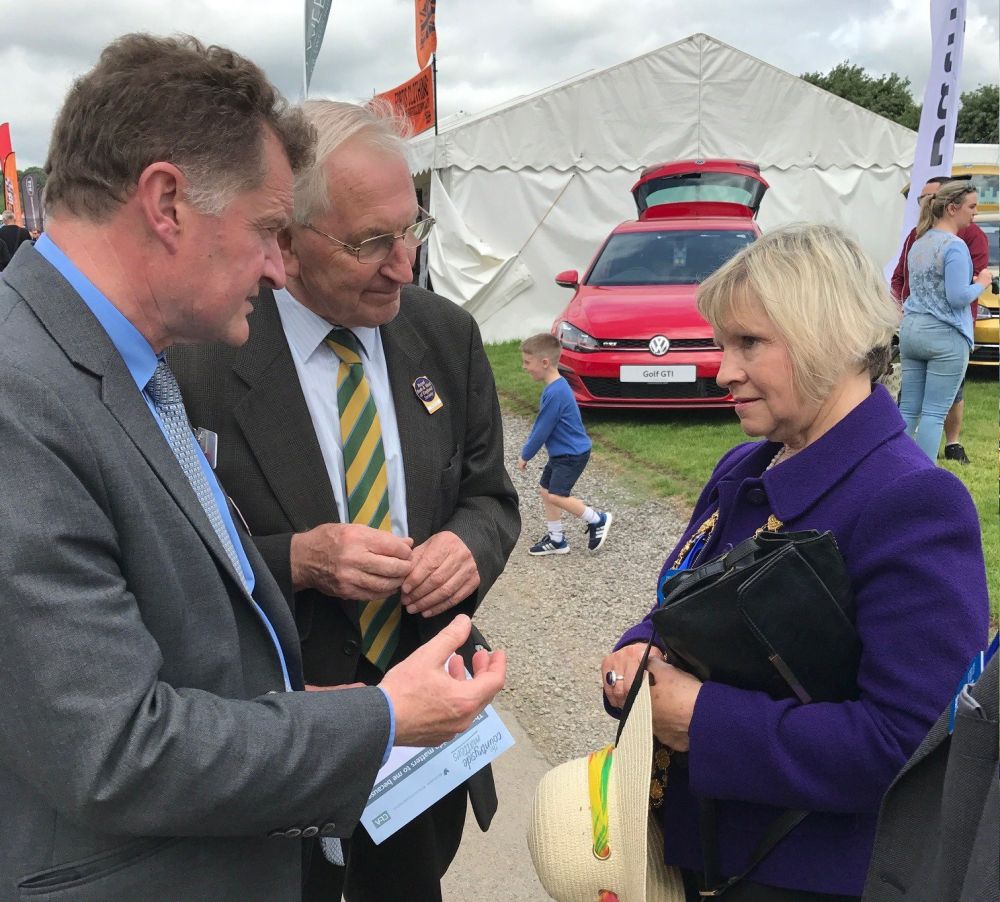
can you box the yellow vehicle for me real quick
[970,209,999,368]
[952,163,1000,214]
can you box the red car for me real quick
[551,159,768,409]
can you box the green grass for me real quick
[487,340,999,621]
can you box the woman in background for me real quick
[898,180,991,461]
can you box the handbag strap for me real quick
[614,638,656,745]
[697,800,808,897]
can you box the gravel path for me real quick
[475,411,692,765]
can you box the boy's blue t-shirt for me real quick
[520,376,592,461]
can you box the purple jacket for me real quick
[614,386,989,895]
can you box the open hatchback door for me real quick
[631,159,769,221]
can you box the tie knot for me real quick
[146,358,183,408]
[325,328,363,366]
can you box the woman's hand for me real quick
[600,643,665,709]
[974,268,993,288]
[646,656,702,752]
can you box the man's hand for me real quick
[516,457,527,471]
[290,523,413,601]
[380,614,506,746]
[401,531,480,617]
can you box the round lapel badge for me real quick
[412,376,443,413]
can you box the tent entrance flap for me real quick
[427,171,533,322]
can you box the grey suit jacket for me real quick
[0,247,392,901]
[862,652,998,901]
[169,285,520,831]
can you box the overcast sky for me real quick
[3,0,998,169]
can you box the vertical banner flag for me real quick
[415,0,437,70]
[0,124,24,224]
[375,67,436,137]
[304,0,333,95]
[885,0,967,279]
[21,174,43,231]
[0,123,11,166]
[3,152,23,224]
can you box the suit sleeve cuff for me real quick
[376,687,396,765]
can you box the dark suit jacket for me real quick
[169,284,520,831]
[862,652,999,901]
[0,247,392,901]
[0,222,32,259]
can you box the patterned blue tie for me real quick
[146,359,247,589]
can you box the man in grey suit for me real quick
[863,651,998,901]
[0,34,506,902]
[170,100,520,902]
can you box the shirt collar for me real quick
[274,287,379,364]
[33,234,158,391]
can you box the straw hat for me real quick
[527,676,685,902]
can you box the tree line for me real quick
[802,61,998,143]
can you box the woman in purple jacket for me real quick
[601,224,989,901]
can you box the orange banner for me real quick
[415,0,437,69]
[2,151,23,224]
[375,66,435,138]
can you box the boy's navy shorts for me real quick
[540,450,591,497]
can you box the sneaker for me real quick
[586,511,613,552]
[943,443,971,465]
[529,534,569,556]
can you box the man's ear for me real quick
[135,162,186,252]
[279,227,300,279]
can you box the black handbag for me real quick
[641,527,861,896]
[651,528,861,705]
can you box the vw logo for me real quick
[648,335,670,356]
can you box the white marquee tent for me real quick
[409,32,992,342]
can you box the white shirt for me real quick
[274,288,409,537]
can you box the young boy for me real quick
[517,333,612,555]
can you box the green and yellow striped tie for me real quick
[325,328,400,671]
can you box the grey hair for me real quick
[1,210,15,224]
[293,98,412,225]
[697,223,900,403]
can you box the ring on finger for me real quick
[605,670,622,687]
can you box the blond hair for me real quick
[293,98,411,225]
[521,333,561,360]
[697,223,900,402]
[915,179,977,239]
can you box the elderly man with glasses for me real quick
[170,99,519,902]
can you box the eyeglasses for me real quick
[304,208,436,264]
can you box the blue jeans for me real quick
[898,313,969,461]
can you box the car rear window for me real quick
[586,229,755,286]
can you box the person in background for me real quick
[890,177,989,464]
[601,223,988,900]
[170,99,519,902]
[517,331,612,556]
[0,34,505,901]
[0,209,32,264]
[897,181,992,462]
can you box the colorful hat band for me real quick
[588,745,614,860]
